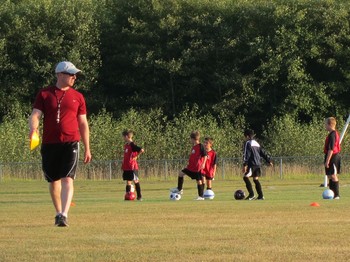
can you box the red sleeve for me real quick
[33,91,44,111]
[78,93,87,115]
[213,151,218,165]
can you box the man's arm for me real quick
[29,109,42,137]
[78,114,92,164]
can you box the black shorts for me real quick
[41,142,79,183]
[244,166,261,178]
[181,168,202,181]
[325,154,341,176]
[123,170,139,181]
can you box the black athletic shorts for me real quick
[325,154,341,176]
[41,142,79,183]
[181,168,202,181]
[123,170,139,181]
[244,166,261,178]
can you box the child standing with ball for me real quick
[242,129,273,200]
[201,137,217,191]
[324,117,341,199]
[170,131,208,200]
[121,130,144,201]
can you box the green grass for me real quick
[1,178,350,261]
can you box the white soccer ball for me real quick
[322,189,334,199]
[130,184,135,193]
[203,189,215,200]
[170,192,181,201]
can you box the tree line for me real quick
[1,0,350,161]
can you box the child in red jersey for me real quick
[170,131,208,200]
[324,117,341,199]
[201,137,217,190]
[121,130,144,201]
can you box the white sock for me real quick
[62,213,68,218]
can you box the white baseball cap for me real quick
[55,61,81,75]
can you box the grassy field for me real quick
[1,177,350,262]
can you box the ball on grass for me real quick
[125,192,136,201]
[169,192,181,201]
[234,189,245,200]
[203,189,215,200]
[322,189,334,199]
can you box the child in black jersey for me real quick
[242,129,273,200]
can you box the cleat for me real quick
[54,214,61,226]
[194,197,205,201]
[137,197,143,201]
[170,188,183,194]
[256,197,265,200]
[334,196,340,200]
[245,196,256,200]
[57,215,69,227]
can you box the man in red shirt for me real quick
[171,131,207,200]
[29,61,91,226]
[324,117,341,199]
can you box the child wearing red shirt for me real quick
[201,137,217,190]
[121,130,144,201]
[171,131,208,200]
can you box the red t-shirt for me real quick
[324,130,341,155]
[201,149,217,178]
[122,142,143,171]
[33,86,87,144]
[187,143,207,172]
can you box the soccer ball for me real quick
[322,189,334,199]
[169,192,181,201]
[203,189,215,200]
[130,184,135,192]
[234,190,245,200]
[125,192,136,201]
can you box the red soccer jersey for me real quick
[122,142,143,171]
[33,86,87,144]
[324,130,341,154]
[202,149,217,178]
[186,143,207,172]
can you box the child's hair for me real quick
[190,131,200,140]
[325,117,337,128]
[244,129,255,138]
[122,129,134,137]
[204,137,214,144]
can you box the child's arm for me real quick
[243,141,251,173]
[130,142,144,160]
[199,144,208,170]
[260,147,273,166]
[212,164,217,177]
[212,153,218,177]
[200,156,208,170]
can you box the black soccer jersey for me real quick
[243,139,271,167]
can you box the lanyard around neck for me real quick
[54,89,67,123]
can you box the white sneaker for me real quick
[194,197,205,201]
[170,188,183,194]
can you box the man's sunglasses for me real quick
[61,72,76,77]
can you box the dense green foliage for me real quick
[2,106,350,162]
[1,0,350,161]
